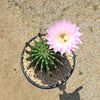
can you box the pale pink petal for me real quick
[46,19,83,54]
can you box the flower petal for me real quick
[46,19,83,54]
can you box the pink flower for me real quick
[46,19,83,55]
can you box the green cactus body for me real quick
[26,38,63,73]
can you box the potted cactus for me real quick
[25,37,63,72]
[21,19,83,89]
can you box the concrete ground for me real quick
[0,0,100,100]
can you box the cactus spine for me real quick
[26,37,63,73]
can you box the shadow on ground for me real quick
[58,83,83,100]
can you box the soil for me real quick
[0,0,100,100]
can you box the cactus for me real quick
[25,37,64,73]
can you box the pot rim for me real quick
[21,33,76,89]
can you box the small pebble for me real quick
[13,68,16,71]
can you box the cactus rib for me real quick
[26,37,64,72]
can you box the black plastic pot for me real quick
[21,33,76,89]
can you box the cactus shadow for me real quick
[35,54,73,87]
[58,83,83,100]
